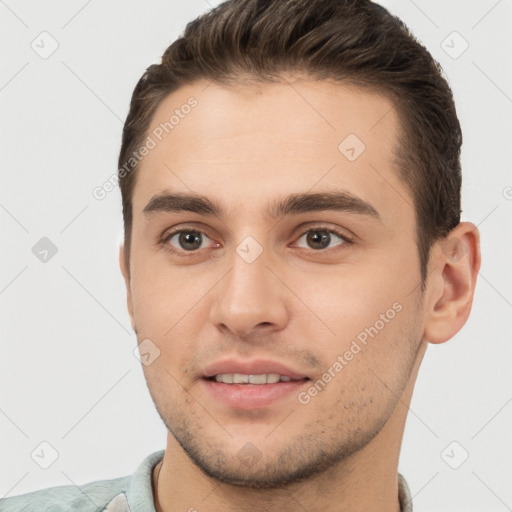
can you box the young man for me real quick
[3,0,480,510]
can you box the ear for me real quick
[119,243,136,332]
[423,222,481,344]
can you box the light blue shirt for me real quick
[1,450,413,511]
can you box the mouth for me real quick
[201,359,311,409]
[205,373,307,384]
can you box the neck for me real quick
[154,343,427,512]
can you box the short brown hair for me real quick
[118,0,462,286]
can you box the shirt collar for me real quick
[398,472,413,512]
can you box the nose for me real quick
[208,245,290,339]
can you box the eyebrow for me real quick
[143,190,380,221]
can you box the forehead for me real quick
[132,78,413,225]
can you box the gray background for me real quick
[1,0,511,510]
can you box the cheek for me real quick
[130,256,202,329]
[301,288,420,419]
[298,260,421,373]
[301,264,404,333]
[129,263,214,370]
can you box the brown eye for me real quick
[295,228,349,251]
[165,230,213,252]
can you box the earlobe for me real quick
[119,244,136,331]
[423,222,481,344]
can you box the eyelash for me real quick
[160,225,353,257]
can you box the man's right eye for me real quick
[162,229,218,255]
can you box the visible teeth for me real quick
[215,373,233,383]
[249,374,267,384]
[213,373,294,384]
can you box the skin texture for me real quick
[119,77,481,512]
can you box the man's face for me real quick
[122,78,427,487]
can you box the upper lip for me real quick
[202,358,310,380]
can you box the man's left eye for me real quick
[295,229,349,251]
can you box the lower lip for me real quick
[202,378,309,409]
